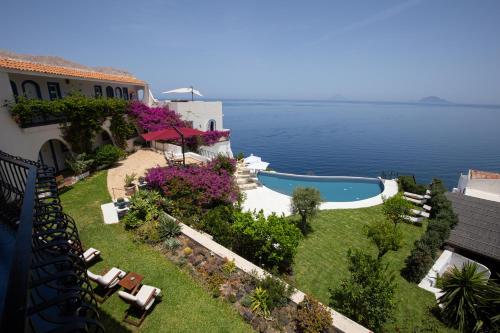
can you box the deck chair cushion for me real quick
[136,285,161,310]
[83,247,101,262]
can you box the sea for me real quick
[222,99,500,188]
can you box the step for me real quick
[239,183,258,190]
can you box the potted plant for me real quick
[116,197,127,209]
[124,173,136,196]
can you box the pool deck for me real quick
[242,178,399,217]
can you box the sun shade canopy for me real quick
[141,127,205,141]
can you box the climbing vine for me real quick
[10,94,132,153]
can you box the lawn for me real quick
[60,171,253,333]
[291,207,457,333]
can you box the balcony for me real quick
[0,150,103,332]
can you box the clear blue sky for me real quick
[2,0,499,103]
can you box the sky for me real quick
[1,0,500,104]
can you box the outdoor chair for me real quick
[87,267,126,302]
[82,247,101,263]
[118,285,162,326]
[404,191,431,200]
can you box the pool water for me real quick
[257,172,384,202]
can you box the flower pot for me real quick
[124,185,136,196]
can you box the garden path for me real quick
[107,149,166,199]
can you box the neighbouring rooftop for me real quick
[445,192,500,262]
[470,169,500,179]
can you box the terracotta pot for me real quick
[124,185,136,196]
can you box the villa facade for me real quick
[0,53,231,171]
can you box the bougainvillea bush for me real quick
[128,101,186,132]
[145,163,239,209]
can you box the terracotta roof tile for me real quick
[0,57,145,85]
[470,170,500,180]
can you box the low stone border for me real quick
[176,218,372,333]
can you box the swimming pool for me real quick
[257,171,384,202]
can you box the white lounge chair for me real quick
[403,196,427,205]
[404,191,431,200]
[82,247,101,263]
[423,204,432,211]
[411,209,430,218]
[87,267,126,301]
[403,215,424,224]
[118,285,162,326]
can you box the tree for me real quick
[439,262,499,332]
[382,194,412,227]
[291,187,322,234]
[329,249,396,332]
[366,219,402,258]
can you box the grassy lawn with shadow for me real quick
[60,171,253,333]
[291,207,457,333]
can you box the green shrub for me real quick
[427,219,451,242]
[296,296,332,333]
[157,212,181,240]
[366,219,403,258]
[420,230,443,252]
[398,175,428,194]
[250,287,270,317]
[232,211,302,271]
[291,187,322,234]
[66,153,94,174]
[135,219,160,243]
[200,205,235,247]
[401,240,435,282]
[123,190,166,230]
[257,274,292,310]
[94,144,126,167]
[329,249,395,332]
[429,193,452,218]
[382,193,412,226]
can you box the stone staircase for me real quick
[235,165,259,190]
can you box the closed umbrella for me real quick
[162,86,203,101]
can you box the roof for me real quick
[0,57,145,85]
[470,169,500,180]
[445,192,500,262]
[141,127,206,141]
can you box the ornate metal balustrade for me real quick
[0,150,103,333]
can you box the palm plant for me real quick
[438,262,490,332]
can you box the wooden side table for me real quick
[119,272,144,294]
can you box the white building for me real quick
[0,52,231,171]
[455,169,500,203]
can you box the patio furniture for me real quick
[87,267,126,302]
[119,271,145,295]
[423,204,432,211]
[403,215,424,224]
[118,285,162,326]
[403,196,427,205]
[410,208,430,218]
[404,191,431,200]
[82,247,101,263]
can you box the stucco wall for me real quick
[166,101,224,131]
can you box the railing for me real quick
[0,150,103,333]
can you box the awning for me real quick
[141,127,205,141]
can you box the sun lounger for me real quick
[403,196,426,205]
[411,209,430,218]
[403,215,424,224]
[87,267,126,302]
[119,285,162,326]
[423,204,432,211]
[404,191,431,200]
[82,247,101,263]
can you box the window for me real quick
[122,87,129,100]
[106,86,114,98]
[10,81,18,98]
[129,92,136,100]
[47,82,62,100]
[207,119,216,131]
[115,87,122,99]
[94,85,103,98]
[137,89,144,101]
[22,80,42,99]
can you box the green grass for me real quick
[60,171,253,333]
[291,207,456,333]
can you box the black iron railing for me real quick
[0,150,103,333]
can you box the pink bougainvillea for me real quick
[128,101,187,132]
[145,163,239,207]
[202,130,230,145]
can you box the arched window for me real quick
[115,87,122,98]
[207,119,216,131]
[137,89,144,101]
[10,81,18,98]
[22,80,42,99]
[106,86,114,98]
[122,87,129,100]
[94,85,103,98]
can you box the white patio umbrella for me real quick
[243,154,262,164]
[247,161,269,172]
[162,86,203,101]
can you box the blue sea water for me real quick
[223,100,500,188]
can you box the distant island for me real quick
[418,96,452,104]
